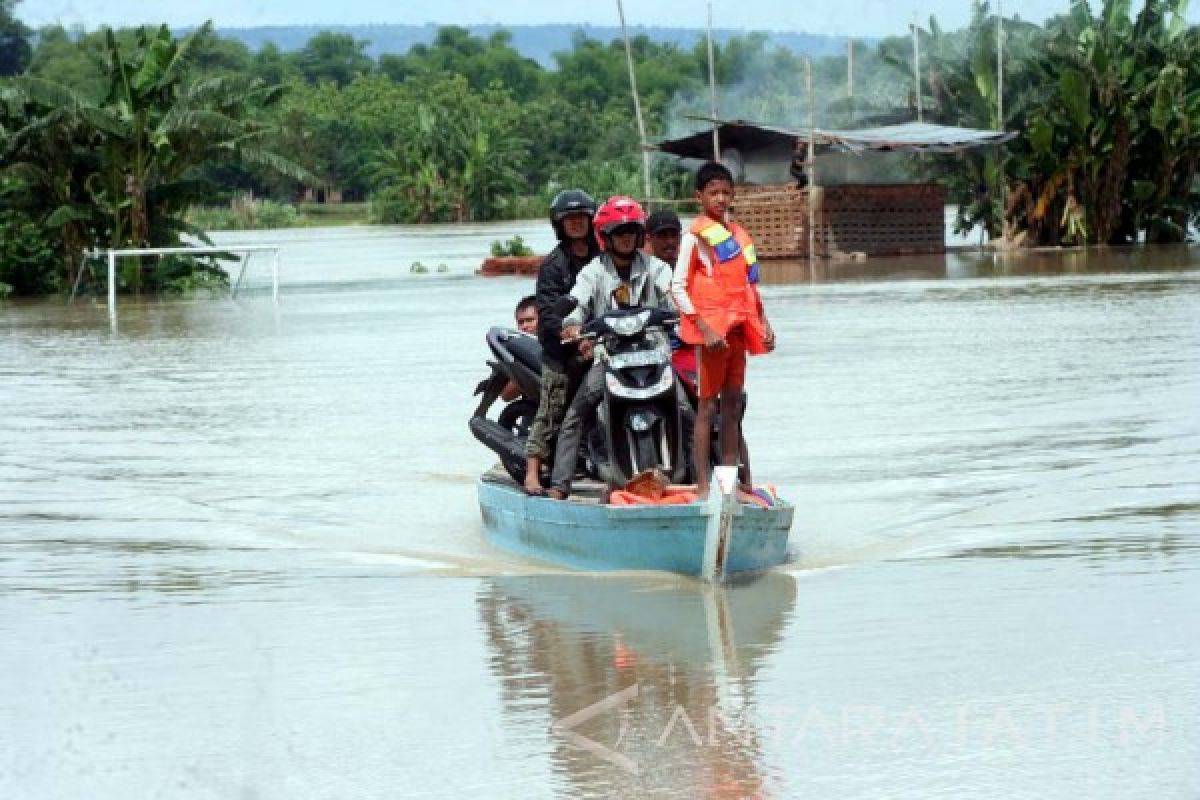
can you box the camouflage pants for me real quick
[524,364,570,461]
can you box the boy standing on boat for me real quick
[647,208,755,489]
[523,190,599,496]
[547,196,674,500]
[670,161,775,498]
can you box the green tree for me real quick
[2,22,308,293]
[292,31,373,87]
[25,25,107,97]
[251,42,291,85]
[380,27,543,101]
[1010,0,1200,244]
[0,0,31,76]
[896,3,1041,237]
[550,32,702,133]
[369,75,527,222]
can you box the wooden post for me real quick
[707,0,720,159]
[806,58,817,263]
[107,250,117,329]
[616,0,653,201]
[702,465,740,582]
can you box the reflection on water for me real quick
[479,572,796,797]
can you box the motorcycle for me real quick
[469,302,697,490]
[469,326,544,484]
[572,305,687,488]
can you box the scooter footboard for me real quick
[469,415,526,483]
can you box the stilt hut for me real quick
[655,121,1015,259]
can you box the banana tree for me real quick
[2,22,308,293]
[1014,0,1199,244]
[1123,0,1200,241]
[880,2,1040,239]
[0,78,103,288]
[86,24,308,290]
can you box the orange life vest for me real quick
[678,216,767,353]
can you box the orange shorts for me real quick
[697,325,747,399]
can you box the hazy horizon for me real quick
[20,0,1200,40]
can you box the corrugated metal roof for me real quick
[818,122,1017,153]
[654,120,1016,158]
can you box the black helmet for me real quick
[550,189,597,243]
[550,188,597,222]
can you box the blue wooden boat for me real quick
[477,466,794,576]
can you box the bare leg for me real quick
[718,390,741,469]
[523,456,543,493]
[738,434,752,490]
[720,392,757,503]
[693,396,718,496]
[736,389,752,489]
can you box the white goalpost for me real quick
[91,244,282,326]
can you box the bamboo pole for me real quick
[616,0,653,201]
[806,57,817,263]
[996,3,1004,126]
[707,0,720,159]
[847,37,854,98]
[997,1,1008,246]
[911,18,923,122]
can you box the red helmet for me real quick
[593,195,647,252]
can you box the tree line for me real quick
[2,0,1199,297]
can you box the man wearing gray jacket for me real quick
[547,196,674,500]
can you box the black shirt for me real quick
[534,240,597,371]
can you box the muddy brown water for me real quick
[2,224,1198,797]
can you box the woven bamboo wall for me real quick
[733,183,946,258]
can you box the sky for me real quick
[19,0,1200,39]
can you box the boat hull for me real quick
[478,476,793,576]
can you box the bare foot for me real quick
[737,488,761,504]
[523,457,543,495]
[546,488,568,501]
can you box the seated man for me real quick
[644,210,696,387]
[502,295,538,402]
[547,196,674,500]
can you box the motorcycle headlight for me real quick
[607,310,651,336]
[628,411,653,432]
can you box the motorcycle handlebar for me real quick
[561,314,678,343]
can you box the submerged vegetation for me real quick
[2,0,1199,295]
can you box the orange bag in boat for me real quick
[609,488,699,506]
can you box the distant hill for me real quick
[210,23,865,66]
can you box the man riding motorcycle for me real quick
[523,189,600,495]
[547,196,676,500]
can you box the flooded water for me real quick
[2,224,1199,798]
